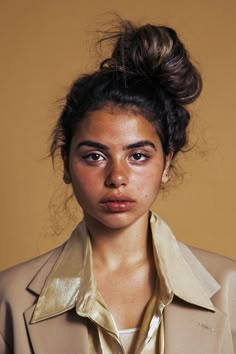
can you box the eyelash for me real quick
[129,153,150,162]
[82,151,150,164]
[83,153,106,162]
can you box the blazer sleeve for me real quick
[0,332,12,354]
[229,269,236,351]
[0,284,14,354]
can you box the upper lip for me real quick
[100,195,134,203]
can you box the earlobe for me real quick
[63,170,72,184]
[161,168,169,183]
[161,152,173,183]
[61,152,71,184]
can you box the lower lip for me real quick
[100,201,134,212]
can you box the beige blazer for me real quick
[0,242,236,354]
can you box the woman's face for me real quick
[65,108,171,230]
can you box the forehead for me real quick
[73,108,160,145]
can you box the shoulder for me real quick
[0,245,65,353]
[187,244,236,276]
[0,245,64,301]
[183,243,236,299]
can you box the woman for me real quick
[0,20,235,354]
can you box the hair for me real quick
[50,19,202,173]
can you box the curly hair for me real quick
[50,20,202,170]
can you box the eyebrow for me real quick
[126,141,157,151]
[77,140,157,151]
[77,140,108,150]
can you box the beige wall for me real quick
[1,0,236,269]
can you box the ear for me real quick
[61,151,72,185]
[63,170,72,184]
[161,152,173,184]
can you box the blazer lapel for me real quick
[24,305,89,354]
[23,246,89,354]
[164,299,226,354]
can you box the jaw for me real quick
[83,209,150,237]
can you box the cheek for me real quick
[135,170,162,199]
[71,182,95,210]
[135,168,162,187]
[70,172,91,197]
[70,166,104,205]
[70,165,96,186]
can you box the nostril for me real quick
[104,161,128,188]
[105,172,127,188]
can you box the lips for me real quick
[99,195,135,212]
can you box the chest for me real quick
[94,263,156,329]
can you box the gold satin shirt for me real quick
[31,212,218,353]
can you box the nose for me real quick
[104,160,128,188]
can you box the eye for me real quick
[129,153,149,162]
[83,153,106,162]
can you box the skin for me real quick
[64,107,172,329]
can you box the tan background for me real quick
[1,0,236,269]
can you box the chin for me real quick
[85,210,147,231]
[99,215,132,230]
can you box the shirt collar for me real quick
[149,213,219,311]
[31,212,219,323]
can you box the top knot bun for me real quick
[51,18,202,167]
[100,20,202,105]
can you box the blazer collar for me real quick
[28,246,63,296]
[24,305,90,354]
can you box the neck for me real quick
[84,212,151,270]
